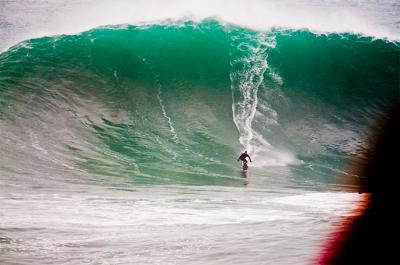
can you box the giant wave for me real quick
[0,20,398,187]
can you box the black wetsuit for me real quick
[238,153,251,163]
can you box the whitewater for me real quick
[0,1,399,264]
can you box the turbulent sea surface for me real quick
[0,1,399,264]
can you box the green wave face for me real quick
[0,21,398,187]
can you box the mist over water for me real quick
[1,0,399,52]
[0,1,399,264]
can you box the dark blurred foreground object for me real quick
[318,101,400,265]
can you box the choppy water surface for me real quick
[1,185,361,264]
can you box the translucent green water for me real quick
[0,20,398,186]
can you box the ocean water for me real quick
[0,1,399,264]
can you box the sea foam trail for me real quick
[230,32,299,167]
[231,32,270,152]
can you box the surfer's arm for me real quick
[248,155,252,162]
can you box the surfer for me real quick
[237,151,252,169]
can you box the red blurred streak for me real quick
[316,193,371,265]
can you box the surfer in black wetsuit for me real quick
[237,151,252,168]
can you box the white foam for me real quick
[231,32,272,154]
[1,189,346,228]
[270,192,360,214]
[230,33,300,167]
[43,1,400,40]
[1,0,398,52]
